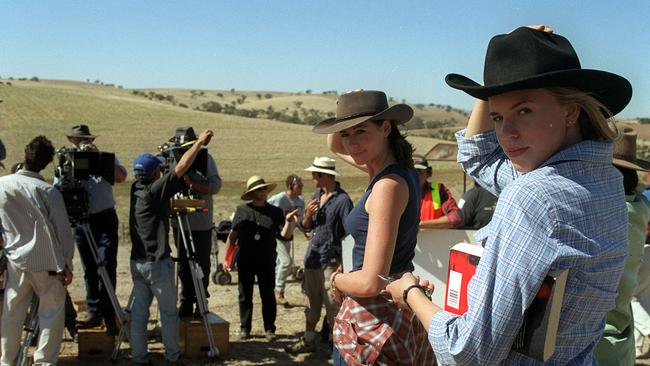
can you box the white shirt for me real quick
[0,170,74,272]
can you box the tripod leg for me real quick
[79,223,127,361]
[112,290,135,360]
[17,294,39,366]
[177,215,219,358]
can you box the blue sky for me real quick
[1,1,648,118]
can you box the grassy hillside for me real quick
[0,79,466,225]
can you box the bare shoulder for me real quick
[368,173,409,206]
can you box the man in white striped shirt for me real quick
[0,135,74,366]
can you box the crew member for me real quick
[0,136,74,365]
[65,124,127,335]
[414,155,463,229]
[129,129,214,365]
[170,127,222,318]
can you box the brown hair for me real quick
[24,135,54,172]
[373,120,414,168]
[547,87,618,142]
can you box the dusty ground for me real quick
[19,233,650,366]
[55,235,335,366]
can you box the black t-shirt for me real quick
[129,172,184,261]
[460,185,497,230]
[232,202,285,261]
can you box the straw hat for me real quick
[304,157,340,176]
[241,175,277,200]
[612,127,650,171]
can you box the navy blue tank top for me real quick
[344,164,421,273]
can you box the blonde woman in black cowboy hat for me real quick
[314,90,435,365]
[386,25,632,364]
[223,176,298,342]
[592,127,650,364]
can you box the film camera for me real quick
[158,127,208,184]
[54,147,115,222]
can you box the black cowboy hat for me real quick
[445,27,632,116]
[66,124,97,139]
[313,90,413,134]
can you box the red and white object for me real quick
[444,242,483,315]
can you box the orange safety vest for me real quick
[420,182,442,221]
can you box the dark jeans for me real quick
[173,229,211,304]
[74,208,119,322]
[237,256,276,332]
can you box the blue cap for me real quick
[133,153,165,179]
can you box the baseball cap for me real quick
[133,153,165,179]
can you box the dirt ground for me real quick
[55,235,334,366]
[19,234,650,366]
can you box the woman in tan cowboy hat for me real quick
[314,89,435,365]
[385,25,633,364]
[593,127,650,364]
[223,175,298,341]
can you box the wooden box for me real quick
[77,328,114,360]
[179,312,229,357]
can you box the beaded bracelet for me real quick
[402,284,425,309]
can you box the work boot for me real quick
[238,329,250,340]
[285,337,316,354]
[265,330,276,342]
[76,313,102,329]
[178,301,193,318]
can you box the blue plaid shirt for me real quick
[429,130,628,365]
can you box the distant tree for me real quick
[6,82,11,86]
[305,89,312,94]
[179,103,188,108]
[165,95,174,102]
[294,101,303,108]
[238,95,247,104]
[216,92,223,98]
[405,116,424,130]
[201,101,223,113]
[117,85,123,89]
[389,97,395,102]
[415,104,425,110]
[256,93,262,99]
[639,118,650,124]
[230,88,235,94]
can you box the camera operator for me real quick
[62,124,127,334]
[129,129,213,365]
[0,135,74,366]
[170,127,222,318]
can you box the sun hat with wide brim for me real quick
[66,124,98,139]
[312,90,413,134]
[241,175,277,201]
[613,127,650,172]
[445,27,632,116]
[304,156,341,176]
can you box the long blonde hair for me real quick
[547,87,618,141]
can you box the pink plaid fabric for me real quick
[333,295,436,366]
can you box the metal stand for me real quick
[77,222,127,361]
[112,291,135,361]
[17,294,39,366]
[175,210,219,358]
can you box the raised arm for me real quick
[465,99,493,137]
[174,129,213,178]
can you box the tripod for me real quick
[173,205,219,358]
[16,294,39,366]
[77,221,128,361]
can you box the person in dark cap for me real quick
[387,25,632,364]
[128,129,213,365]
[169,126,222,319]
[63,124,128,334]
